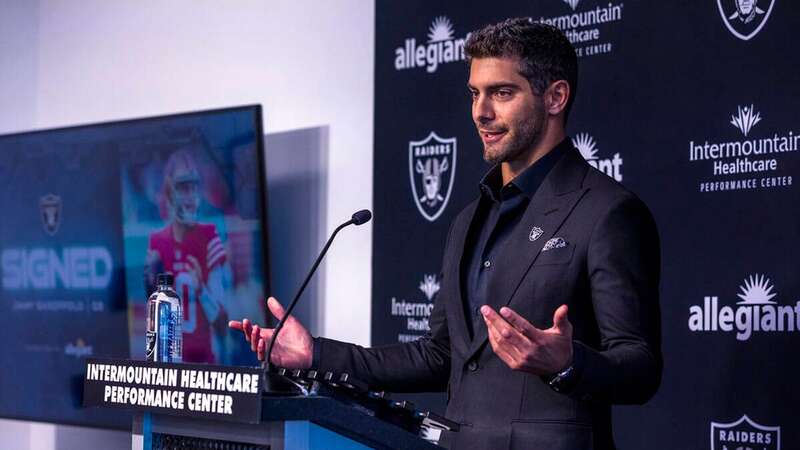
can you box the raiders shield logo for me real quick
[717,0,775,41]
[710,415,780,450]
[529,226,544,242]
[409,132,457,222]
[39,193,62,236]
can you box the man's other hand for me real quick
[481,304,573,375]
[228,297,313,369]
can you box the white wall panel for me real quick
[0,1,375,448]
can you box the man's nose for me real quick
[473,95,495,124]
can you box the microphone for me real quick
[264,209,372,390]
[351,209,372,226]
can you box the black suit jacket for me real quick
[315,146,662,450]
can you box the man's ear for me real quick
[545,80,571,117]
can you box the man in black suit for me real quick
[231,18,661,450]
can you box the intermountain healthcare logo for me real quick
[573,133,623,181]
[537,1,624,58]
[688,274,800,341]
[418,274,440,301]
[730,105,761,137]
[409,132,456,222]
[389,274,439,342]
[687,105,797,193]
[717,0,776,41]
[394,16,467,73]
[711,415,780,450]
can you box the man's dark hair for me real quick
[465,18,578,123]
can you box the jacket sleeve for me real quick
[313,293,451,392]
[569,194,662,404]
[309,222,459,393]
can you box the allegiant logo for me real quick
[394,16,467,74]
[688,274,800,341]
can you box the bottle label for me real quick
[158,301,173,362]
[145,330,156,361]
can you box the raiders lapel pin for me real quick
[529,226,544,242]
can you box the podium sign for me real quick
[83,358,263,424]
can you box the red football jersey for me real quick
[148,223,227,363]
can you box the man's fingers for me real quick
[257,338,265,361]
[230,316,280,361]
[485,321,521,367]
[230,320,249,342]
[486,319,512,353]
[499,307,541,338]
[480,305,500,323]
[267,297,287,321]
[481,306,526,346]
[229,319,256,334]
[485,316,500,342]
[250,325,260,352]
[243,319,252,341]
[484,313,524,360]
[259,328,274,341]
[551,304,572,335]
[236,318,253,342]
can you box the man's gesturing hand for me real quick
[481,304,573,375]
[228,297,313,369]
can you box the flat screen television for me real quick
[0,105,269,429]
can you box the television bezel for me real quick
[0,104,271,430]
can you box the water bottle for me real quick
[145,273,183,362]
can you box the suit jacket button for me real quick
[467,361,478,372]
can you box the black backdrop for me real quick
[372,1,799,448]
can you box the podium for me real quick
[131,395,441,450]
[83,359,445,450]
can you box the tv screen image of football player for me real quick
[122,116,266,368]
[144,149,232,364]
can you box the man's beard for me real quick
[482,106,545,166]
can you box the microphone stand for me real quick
[262,211,370,395]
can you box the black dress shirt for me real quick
[461,139,568,337]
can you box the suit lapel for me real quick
[447,200,479,356]
[466,148,590,360]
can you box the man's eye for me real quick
[495,90,512,99]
